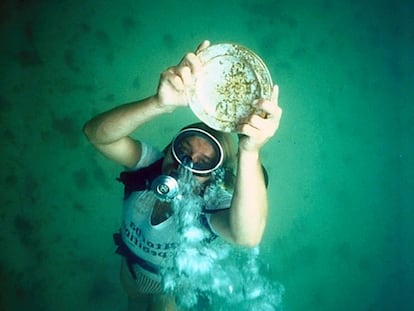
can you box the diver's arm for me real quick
[230,149,268,246]
[209,151,268,247]
[83,40,210,168]
[210,86,282,247]
[83,96,174,168]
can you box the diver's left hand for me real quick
[237,85,282,152]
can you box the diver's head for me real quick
[163,123,236,188]
[172,127,223,175]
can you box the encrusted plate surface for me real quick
[188,43,273,132]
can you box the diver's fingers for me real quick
[271,85,279,106]
[176,65,192,87]
[257,85,282,122]
[180,52,203,75]
[259,100,281,120]
[247,114,268,131]
[176,40,210,77]
[161,67,185,91]
[195,40,210,54]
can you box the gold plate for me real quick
[188,43,273,132]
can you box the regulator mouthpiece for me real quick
[151,175,179,202]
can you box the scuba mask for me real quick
[151,127,224,201]
[171,128,224,175]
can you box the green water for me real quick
[1,0,412,310]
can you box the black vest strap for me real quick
[117,158,164,199]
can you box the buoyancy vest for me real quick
[115,158,222,278]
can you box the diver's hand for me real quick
[156,40,210,110]
[237,85,282,152]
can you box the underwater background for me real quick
[1,0,413,310]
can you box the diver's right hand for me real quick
[155,40,210,110]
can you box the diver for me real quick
[83,40,282,311]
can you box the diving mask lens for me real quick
[171,128,224,175]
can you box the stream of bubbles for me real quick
[159,166,284,310]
